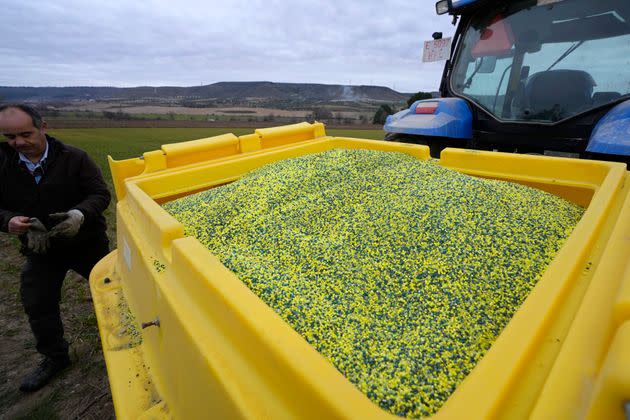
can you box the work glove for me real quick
[48,209,85,239]
[26,218,50,254]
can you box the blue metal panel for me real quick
[586,100,630,156]
[451,0,480,8]
[384,98,473,139]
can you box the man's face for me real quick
[0,108,47,160]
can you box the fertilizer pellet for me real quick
[163,149,584,418]
[116,292,142,349]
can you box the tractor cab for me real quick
[385,0,630,162]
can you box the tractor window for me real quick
[451,0,630,123]
[458,55,513,115]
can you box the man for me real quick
[0,104,110,392]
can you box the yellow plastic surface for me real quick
[90,252,167,419]
[90,122,630,419]
[530,171,630,420]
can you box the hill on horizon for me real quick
[0,81,416,107]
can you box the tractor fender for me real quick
[586,99,630,157]
[384,98,473,140]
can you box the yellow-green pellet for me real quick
[163,149,584,418]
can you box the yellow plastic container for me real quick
[89,122,630,419]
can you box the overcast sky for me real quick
[0,0,455,93]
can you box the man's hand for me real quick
[8,216,31,235]
[26,218,50,254]
[49,209,84,238]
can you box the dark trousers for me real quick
[20,237,109,360]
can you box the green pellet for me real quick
[117,292,142,349]
[162,149,584,418]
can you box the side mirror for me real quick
[477,56,497,73]
[518,30,542,53]
[436,0,449,15]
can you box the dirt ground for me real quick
[0,234,114,420]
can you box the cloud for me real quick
[1,0,455,92]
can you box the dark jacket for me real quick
[0,135,110,249]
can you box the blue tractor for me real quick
[384,0,630,164]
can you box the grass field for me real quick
[0,126,384,418]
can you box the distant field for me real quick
[54,105,373,120]
[49,127,385,183]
